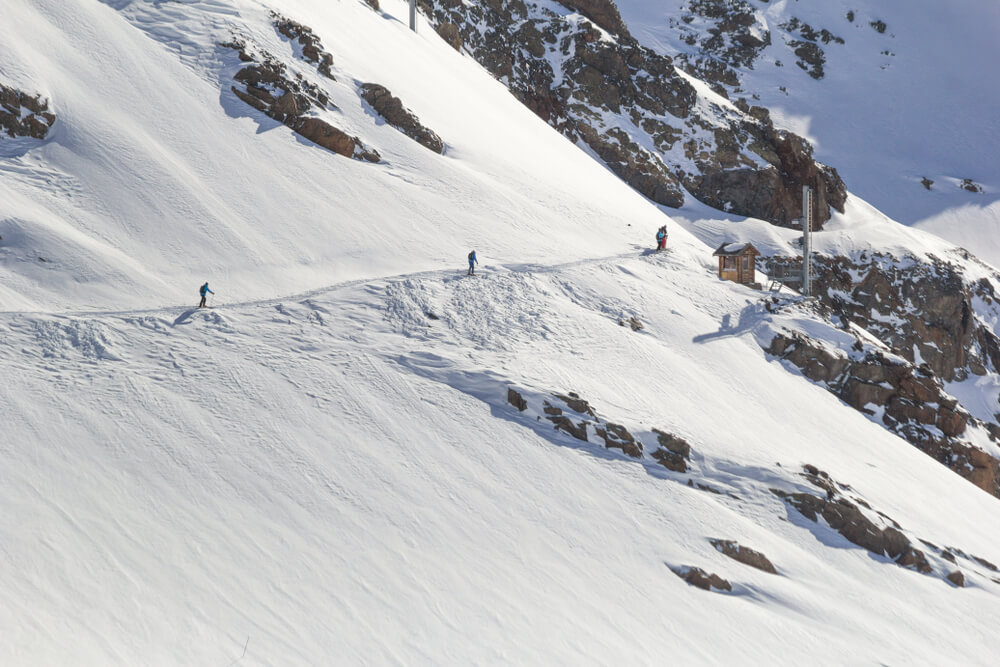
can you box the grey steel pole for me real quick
[801,185,812,297]
[410,0,416,32]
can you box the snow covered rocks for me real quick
[360,84,444,154]
[421,0,846,224]
[709,539,777,575]
[0,84,55,140]
[669,565,732,592]
[222,25,380,162]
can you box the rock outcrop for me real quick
[670,565,732,592]
[767,329,1000,497]
[773,466,933,574]
[709,539,777,574]
[360,83,444,153]
[422,0,846,226]
[222,37,380,162]
[0,84,55,140]
[271,12,335,78]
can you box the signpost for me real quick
[801,185,813,297]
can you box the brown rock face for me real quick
[709,539,777,574]
[556,0,630,37]
[421,0,847,224]
[360,83,444,153]
[295,118,357,157]
[772,484,932,575]
[671,566,732,592]
[271,13,335,78]
[436,22,463,50]
[0,84,56,140]
[767,331,1000,498]
[222,39,380,162]
[651,429,691,472]
[594,422,642,458]
[507,388,528,411]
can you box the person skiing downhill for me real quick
[656,225,668,251]
[198,282,214,308]
[467,250,478,275]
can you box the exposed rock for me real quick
[670,565,732,592]
[223,39,380,162]
[772,483,933,575]
[549,415,589,441]
[554,392,596,417]
[421,0,846,225]
[435,22,463,50]
[946,570,965,587]
[507,388,528,412]
[363,0,380,10]
[767,329,1000,497]
[272,12,335,78]
[360,83,444,153]
[0,84,56,140]
[651,429,691,472]
[921,176,934,190]
[709,539,777,574]
[556,0,630,38]
[960,178,983,193]
[594,422,642,458]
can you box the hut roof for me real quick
[712,242,760,257]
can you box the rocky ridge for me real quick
[222,28,381,162]
[502,387,999,589]
[420,0,846,227]
[0,84,56,140]
[360,84,444,154]
[755,254,1000,497]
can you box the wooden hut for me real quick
[713,242,760,285]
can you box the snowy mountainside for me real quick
[2,0,1000,664]
[5,250,1000,664]
[616,0,1000,266]
[0,0,678,311]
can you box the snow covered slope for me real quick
[5,251,1000,664]
[2,0,1000,664]
[0,0,680,311]
[616,0,1000,266]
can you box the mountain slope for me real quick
[4,251,1000,664]
[616,0,1000,265]
[0,0,678,311]
[2,0,1000,664]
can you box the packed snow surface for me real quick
[2,0,1000,664]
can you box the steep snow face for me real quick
[3,1,1000,664]
[0,0,685,312]
[616,0,1000,266]
[4,251,1000,665]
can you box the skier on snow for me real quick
[656,225,668,251]
[467,250,478,275]
[198,282,214,308]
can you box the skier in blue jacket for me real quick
[199,282,214,308]
[467,250,478,275]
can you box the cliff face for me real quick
[758,251,1000,497]
[421,0,846,226]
